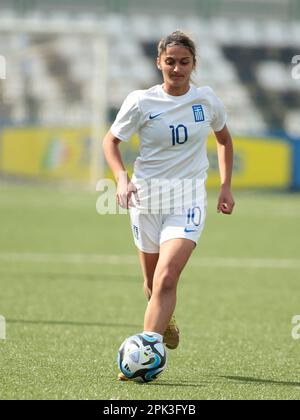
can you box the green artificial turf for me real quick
[0,183,300,400]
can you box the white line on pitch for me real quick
[0,252,299,269]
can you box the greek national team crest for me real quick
[192,105,205,123]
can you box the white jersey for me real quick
[110,84,227,212]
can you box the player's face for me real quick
[157,45,195,94]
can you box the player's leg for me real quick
[138,251,159,301]
[151,204,206,345]
[143,238,195,336]
[138,249,180,349]
[138,250,180,348]
[118,251,159,382]
[129,208,162,299]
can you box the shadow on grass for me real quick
[7,318,140,329]
[121,379,207,388]
[221,375,300,388]
[148,381,207,388]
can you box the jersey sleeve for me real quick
[110,91,142,142]
[209,88,227,132]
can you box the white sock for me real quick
[143,331,163,343]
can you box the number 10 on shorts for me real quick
[0,315,6,340]
[186,207,201,226]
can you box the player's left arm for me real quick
[214,124,235,215]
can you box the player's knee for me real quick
[155,269,178,294]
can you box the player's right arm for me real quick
[102,131,137,209]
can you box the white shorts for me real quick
[129,204,207,254]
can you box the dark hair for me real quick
[157,31,197,65]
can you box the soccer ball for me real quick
[117,333,167,383]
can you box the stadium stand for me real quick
[0,9,299,136]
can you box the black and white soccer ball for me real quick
[117,333,167,383]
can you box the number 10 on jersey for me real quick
[170,125,189,146]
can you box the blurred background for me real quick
[0,0,300,189]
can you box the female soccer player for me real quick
[103,31,235,380]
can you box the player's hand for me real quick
[117,178,139,209]
[217,186,235,215]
